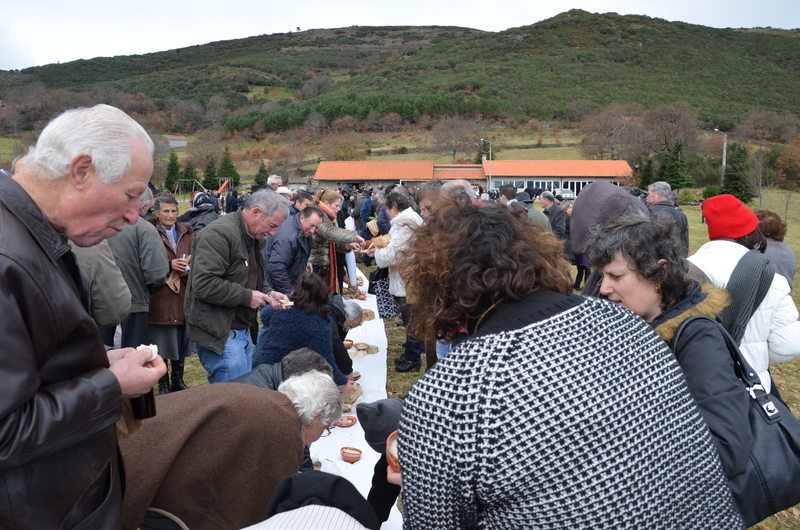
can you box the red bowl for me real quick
[341,447,362,464]
[343,339,354,349]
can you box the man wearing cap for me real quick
[539,191,568,240]
[276,186,293,204]
[647,181,689,250]
[688,194,800,394]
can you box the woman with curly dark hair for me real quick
[395,199,743,529]
[585,206,751,480]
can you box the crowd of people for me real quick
[2,103,799,530]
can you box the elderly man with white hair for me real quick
[267,174,282,191]
[185,189,291,384]
[0,104,167,528]
[647,180,689,250]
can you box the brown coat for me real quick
[310,208,359,267]
[120,383,305,530]
[148,219,194,325]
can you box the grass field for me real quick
[179,189,800,528]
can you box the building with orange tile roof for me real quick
[314,159,631,195]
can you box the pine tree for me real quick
[721,142,756,204]
[661,142,694,190]
[182,160,198,190]
[217,146,240,187]
[254,159,268,187]
[164,152,180,193]
[637,159,655,189]
[202,158,218,190]
[472,140,492,164]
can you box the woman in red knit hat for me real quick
[688,194,800,395]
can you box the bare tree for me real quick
[432,116,477,163]
[300,76,332,100]
[567,98,593,123]
[322,133,365,161]
[744,149,777,208]
[304,112,327,134]
[337,49,357,70]
[640,102,700,158]
[580,103,643,161]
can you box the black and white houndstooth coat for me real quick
[399,289,744,529]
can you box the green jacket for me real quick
[184,211,270,354]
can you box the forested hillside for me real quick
[1,10,799,136]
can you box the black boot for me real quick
[158,373,171,395]
[396,359,422,373]
[170,361,190,391]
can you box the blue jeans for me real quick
[400,304,423,364]
[196,329,254,384]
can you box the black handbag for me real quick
[367,267,387,295]
[674,315,800,526]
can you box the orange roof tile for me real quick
[482,160,631,177]
[315,161,434,181]
[431,165,486,181]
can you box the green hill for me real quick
[2,10,799,130]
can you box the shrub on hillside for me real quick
[702,185,721,200]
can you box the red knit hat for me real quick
[703,194,758,240]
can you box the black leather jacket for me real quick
[0,177,124,529]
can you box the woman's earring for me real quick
[655,284,661,294]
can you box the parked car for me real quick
[554,188,575,200]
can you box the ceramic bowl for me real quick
[343,339,353,349]
[341,447,362,464]
[386,430,400,472]
[336,415,357,428]
[357,293,367,301]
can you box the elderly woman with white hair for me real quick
[120,371,343,530]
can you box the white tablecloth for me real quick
[309,271,403,530]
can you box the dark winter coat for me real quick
[148,219,194,326]
[106,213,169,313]
[328,294,353,376]
[185,210,270,354]
[0,176,125,529]
[265,213,313,295]
[650,201,689,249]
[177,205,219,233]
[651,281,752,479]
[543,203,568,240]
[254,306,347,386]
[229,362,284,390]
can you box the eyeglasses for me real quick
[320,425,334,437]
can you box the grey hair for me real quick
[27,104,153,184]
[279,370,343,428]
[139,187,153,207]
[585,202,690,310]
[153,193,178,213]
[441,180,476,202]
[343,300,362,321]
[243,189,290,218]
[267,174,282,187]
[281,348,333,379]
[11,153,28,174]
[648,181,671,197]
[540,191,555,203]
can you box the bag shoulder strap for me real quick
[719,249,775,345]
[673,315,782,423]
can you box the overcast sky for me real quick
[2,0,798,71]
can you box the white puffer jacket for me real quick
[374,207,423,297]
[689,239,800,392]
